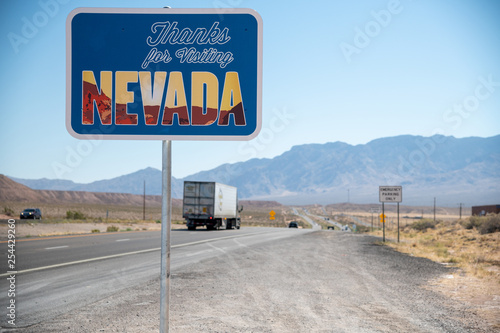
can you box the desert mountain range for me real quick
[8,135,500,206]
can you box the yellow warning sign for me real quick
[269,210,276,220]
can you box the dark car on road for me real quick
[20,208,42,220]
[288,221,298,228]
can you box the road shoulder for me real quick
[20,231,495,332]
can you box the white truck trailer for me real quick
[183,181,242,230]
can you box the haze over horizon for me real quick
[6,133,498,184]
[1,0,499,183]
[9,134,499,207]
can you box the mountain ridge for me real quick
[8,134,500,206]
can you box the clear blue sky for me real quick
[1,0,499,183]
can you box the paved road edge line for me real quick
[0,230,273,277]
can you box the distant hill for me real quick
[8,135,500,206]
[0,175,281,212]
[0,174,175,207]
[12,167,185,199]
[185,135,500,205]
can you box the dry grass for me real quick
[1,200,293,229]
[369,218,500,280]
[1,201,175,221]
[365,216,500,329]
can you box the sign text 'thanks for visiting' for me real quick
[66,8,262,141]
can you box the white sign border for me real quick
[379,185,403,203]
[66,7,263,141]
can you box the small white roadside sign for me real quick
[379,186,402,203]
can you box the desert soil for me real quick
[18,231,498,333]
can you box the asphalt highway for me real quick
[1,228,285,273]
[0,227,312,328]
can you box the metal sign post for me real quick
[382,203,385,242]
[397,202,400,243]
[379,186,403,243]
[160,140,172,333]
[66,8,262,332]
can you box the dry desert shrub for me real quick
[66,210,86,220]
[461,214,500,235]
[410,219,438,232]
[106,225,119,232]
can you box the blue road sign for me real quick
[66,8,262,140]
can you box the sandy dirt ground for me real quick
[17,231,499,333]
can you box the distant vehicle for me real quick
[20,208,42,220]
[288,221,298,228]
[183,181,242,230]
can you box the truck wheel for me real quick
[188,226,196,230]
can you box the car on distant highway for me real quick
[288,221,298,228]
[20,208,42,220]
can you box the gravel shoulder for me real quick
[18,231,496,332]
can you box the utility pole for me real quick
[459,203,463,219]
[371,209,373,232]
[143,180,146,221]
[433,197,436,222]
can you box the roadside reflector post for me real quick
[160,140,172,333]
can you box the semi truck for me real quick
[182,181,242,230]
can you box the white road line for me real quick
[116,239,130,242]
[185,249,214,257]
[45,246,69,250]
[0,230,276,277]
[207,242,227,254]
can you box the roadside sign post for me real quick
[160,140,172,332]
[66,8,262,332]
[379,211,386,241]
[379,186,403,242]
[397,201,400,243]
